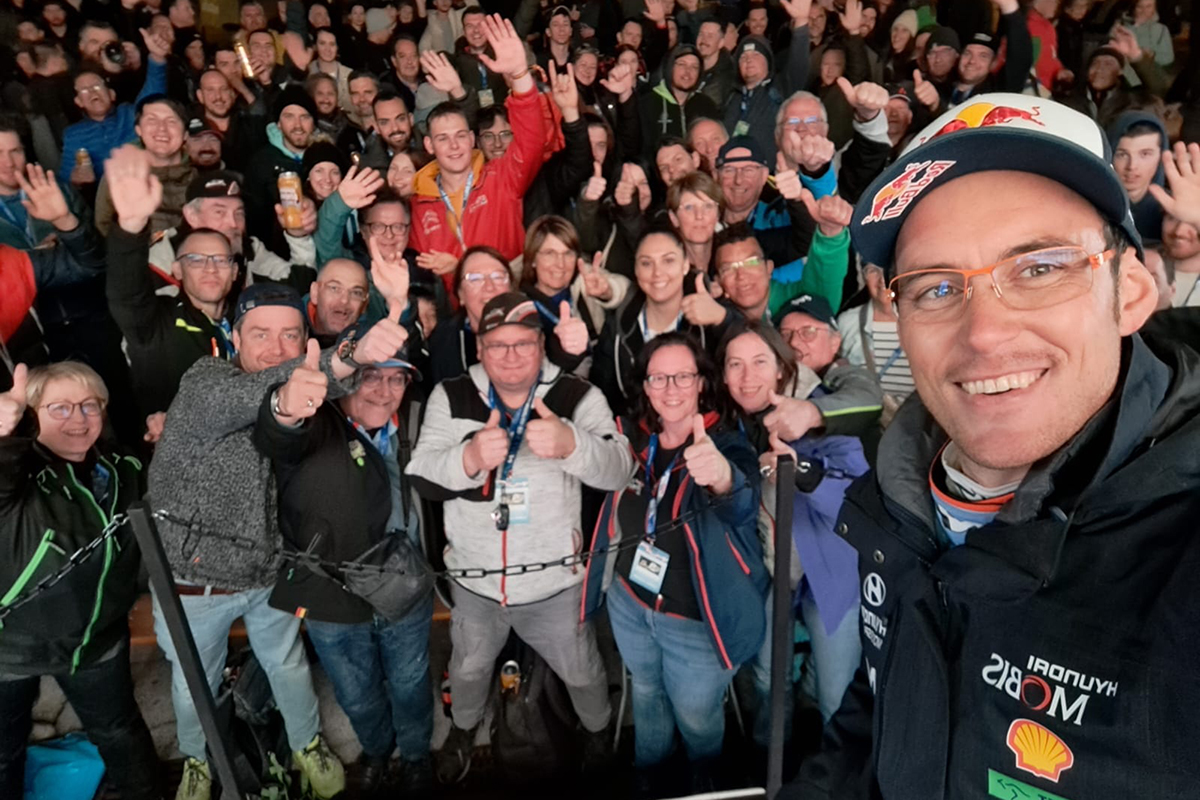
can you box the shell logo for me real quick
[1006,718,1075,783]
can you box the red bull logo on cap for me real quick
[861,159,956,225]
[930,102,1045,141]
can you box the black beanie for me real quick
[272,84,318,122]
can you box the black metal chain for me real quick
[152,492,740,582]
[0,513,130,622]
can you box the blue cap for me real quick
[234,283,307,326]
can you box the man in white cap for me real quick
[781,93,1198,799]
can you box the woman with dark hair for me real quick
[301,140,349,206]
[520,214,630,375]
[716,318,866,737]
[424,245,514,385]
[581,332,766,796]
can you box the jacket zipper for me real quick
[63,461,115,674]
[0,528,60,629]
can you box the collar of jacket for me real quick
[881,334,1178,592]
[412,149,485,199]
[265,122,304,162]
[652,80,681,106]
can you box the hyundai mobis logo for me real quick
[982,652,1119,726]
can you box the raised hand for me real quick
[1149,142,1200,229]
[420,50,465,97]
[836,76,887,121]
[838,0,863,35]
[780,0,813,25]
[478,15,529,78]
[549,61,580,118]
[525,396,577,459]
[275,197,317,237]
[582,161,607,202]
[463,408,510,476]
[683,414,733,493]
[643,0,666,25]
[282,31,314,72]
[580,251,613,299]
[16,164,75,230]
[763,391,822,441]
[774,151,803,200]
[681,274,726,326]
[1109,25,1143,62]
[599,63,634,101]
[415,250,458,276]
[801,190,853,237]
[0,363,27,437]
[105,145,163,233]
[144,411,167,443]
[275,340,328,423]
[351,313,410,369]
[140,27,171,62]
[913,69,939,112]
[554,300,589,356]
[337,165,384,209]
[368,236,411,321]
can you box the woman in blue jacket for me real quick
[718,320,867,727]
[581,332,767,796]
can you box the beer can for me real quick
[500,659,521,693]
[278,172,304,229]
[234,40,255,79]
[350,151,361,166]
[75,149,92,167]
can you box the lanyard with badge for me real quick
[477,62,494,107]
[489,372,541,531]
[436,169,474,249]
[629,433,677,595]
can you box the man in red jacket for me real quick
[409,14,545,298]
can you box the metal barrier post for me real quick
[766,455,796,800]
[126,503,252,799]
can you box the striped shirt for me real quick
[871,319,915,400]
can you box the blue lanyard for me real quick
[436,169,474,248]
[638,307,680,341]
[533,299,563,325]
[488,371,542,481]
[739,87,750,120]
[878,347,903,379]
[643,434,678,542]
[478,61,488,89]
[349,414,398,456]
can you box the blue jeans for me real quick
[750,589,795,748]
[151,587,320,759]
[797,586,861,722]
[607,582,735,767]
[304,595,434,762]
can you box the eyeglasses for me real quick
[178,253,236,271]
[719,164,766,180]
[644,372,698,390]
[717,256,766,277]
[780,115,826,132]
[779,325,828,344]
[887,246,1115,323]
[77,83,108,96]
[40,399,106,420]
[536,248,576,264]
[462,271,511,288]
[320,282,369,302]
[479,130,514,146]
[481,340,539,357]
[365,222,410,237]
[360,370,409,389]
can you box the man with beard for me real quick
[185,116,224,171]
[244,86,317,257]
[193,67,263,173]
[695,18,734,107]
[336,71,379,158]
[306,72,350,142]
[639,44,720,159]
[95,95,196,236]
[373,89,414,157]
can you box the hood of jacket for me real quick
[265,122,305,162]
[1106,110,1168,186]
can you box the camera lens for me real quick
[102,41,125,64]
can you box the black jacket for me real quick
[254,392,425,624]
[784,334,1200,799]
[0,437,144,674]
[106,226,234,416]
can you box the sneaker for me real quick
[580,724,613,771]
[399,755,433,796]
[435,724,475,785]
[174,758,210,800]
[293,734,346,799]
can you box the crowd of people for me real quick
[0,0,1198,798]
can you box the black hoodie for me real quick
[1107,110,1168,241]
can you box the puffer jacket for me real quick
[0,437,144,674]
[783,334,1200,799]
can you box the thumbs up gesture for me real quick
[275,340,328,423]
[525,395,577,459]
[681,273,727,327]
[836,76,888,122]
[554,299,590,356]
[463,407,511,477]
[762,390,822,441]
[580,251,613,300]
[0,363,29,437]
[582,161,607,202]
[683,414,733,494]
[774,151,803,201]
[368,236,410,323]
[913,69,940,112]
[758,430,794,484]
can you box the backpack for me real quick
[211,647,293,798]
[489,635,580,787]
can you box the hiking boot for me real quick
[580,724,613,771]
[398,755,433,796]
[355,753,389,797]
[293,734,346,799]
[435,724,476,785]
[174,758,210,800]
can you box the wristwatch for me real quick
[335,333,363,370]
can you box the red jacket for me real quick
[410,86,547,296]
